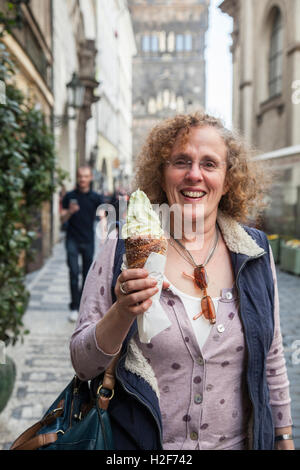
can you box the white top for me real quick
[164,276,220,350]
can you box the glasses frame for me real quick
[164,157,228,173]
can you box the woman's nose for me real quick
[186,162,204,180]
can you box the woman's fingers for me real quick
[126,286,158,306]
[121,277,157,294]
[119,268,149,283]
[130,298,153,314]
[115,268,163,318]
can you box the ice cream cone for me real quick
[125,235,168,269]
[122,189,168,268]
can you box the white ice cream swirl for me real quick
[122,189,164,239]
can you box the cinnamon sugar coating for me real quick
[125,236,168,268]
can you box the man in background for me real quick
[61,166,103,322]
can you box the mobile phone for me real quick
[70,199,78,206]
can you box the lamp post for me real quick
[66,72,85,110]
[53,72,85,127]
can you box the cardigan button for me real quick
[194,393,203,404]
[217,324,225,333]
[196,356,204,366]
[190,431,198,441]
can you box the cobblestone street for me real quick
[0,239,299,450]
[0,241,75,450]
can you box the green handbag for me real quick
[10,356,119,450]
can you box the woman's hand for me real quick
[115,268,160,319]
[95,269,170,356]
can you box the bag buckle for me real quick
[51,407,63,415]
[96,384,114,400]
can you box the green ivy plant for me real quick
[0,23,67,345]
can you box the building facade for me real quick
[95,0,136,194]
[128,0,210,160]
[220,0,300,237]
[52,0,100,244]
[1,0,54,270]
[1,0,137,270]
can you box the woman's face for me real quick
[162,126,228,227]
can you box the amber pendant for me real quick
[193,295,216,324]
[194,265,208,289]
[201,295,216,324]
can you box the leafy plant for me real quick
[0,34,67,345]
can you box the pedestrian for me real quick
[69,112,294,450]
[61,165,104,323]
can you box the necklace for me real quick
[169,226,220,324]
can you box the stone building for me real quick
[0,0,101,266]
[128,0,210,160]
[95,0,136,194]
[220,0,300,237]
[52,0,99,244]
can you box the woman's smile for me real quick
[180,189,207,200]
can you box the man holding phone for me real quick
[61,166,104,322]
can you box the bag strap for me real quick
[98,227,124,409]
[97,353,119,410]
[10,404,64,450]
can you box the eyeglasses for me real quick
[165,156,227,173]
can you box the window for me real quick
[148,98,157,114]
[142,34,159,54]
[176,34,184,52]
[163,89,170,108]
[142,35,150,52]
[185,34,193,51]
[268,9,283,98]
[176,96,185,113]
[175,33,193,52]
[159,31,166,52]
[151,35,159,52]
[167,32,175,52]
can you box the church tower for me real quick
[128,0,210,159]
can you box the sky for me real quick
[205,0,233,128]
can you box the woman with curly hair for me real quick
[70,112,294,450]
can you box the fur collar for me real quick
[125,338,160,399]
[124,212,265,399]
[217,210,265,257]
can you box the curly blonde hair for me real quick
[133,111,270,223]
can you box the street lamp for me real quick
[66,73,85,110]
[53,72,85,127]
